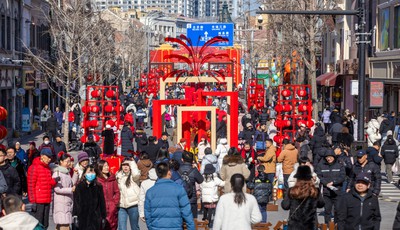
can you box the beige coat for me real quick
[258,145,277,174]
[220,155,250,193]
[277,144,298,175]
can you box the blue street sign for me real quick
[186,23,234,47]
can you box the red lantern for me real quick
[106,90,115,98]
[274,120,282,128]
[90,120,99,127]
[297,89,307,97]
[249,81,256,87]
[91,90,100,98]
[306,120,315,128]
[80,135,87,143]
[0,106,7,121]
[284,134,290,140]
[273,135,284,144]
[81,106,88,113]
[275,104,283,113]
[283,104,292,112]
[93,134,100,142]
[91,106,100,113]
[281,89,291,97]
[297,120,306,127]
[298,104,308,112]
[106,120,115,127]
[284,120,291,127]
[118,105,124,112]
[104,105,114,113]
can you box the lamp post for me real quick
[145,12,164,72]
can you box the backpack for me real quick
[179,168,195,199]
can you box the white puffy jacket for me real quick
[366,119,381,147]
[215,140,229,169]
[200,174,225,203]
[116,161,141,208]
[138,168,157,218]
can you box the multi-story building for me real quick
[93,0,242,18]
[0,0,51,132]
[369,0,400,114]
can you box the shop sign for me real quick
[350,80,358,95]
[22,108,31,132]
[369,81,384,108]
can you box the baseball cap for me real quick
[357,150,367,158]
[40,148,53,157]
[355,172,371,184]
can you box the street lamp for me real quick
[145,11,164,72]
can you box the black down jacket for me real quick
[348,161,382,196]
[281,189,325,230]
[381,138,399,164]
[253,172,272,205]
[336,189,381,230]
[315,157,346,196]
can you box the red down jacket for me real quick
[27,157,56,204]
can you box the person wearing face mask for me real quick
[27,148,58,229]
[74,152,90,181]
[38,136,55,159]
[73,165,106,230]
[239,141,257,182]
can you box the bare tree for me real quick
[24,0,117,146]
[258,0,338,119]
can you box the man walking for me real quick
[337,173,381,229]
[40,105,51,132]
[144,162,194,230]
[27,149,57,228]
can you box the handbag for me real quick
[392,158,400,174]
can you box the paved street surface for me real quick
[14,130,399,229]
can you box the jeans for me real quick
[283,174,290,190]
[386,163,394,182]
[258,204,267,223]
[323,195,338,224]
[118,206,139,230]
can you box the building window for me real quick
[1,15,5,49]
[395,6,400,49]
[6,17,11,50]
[379,7,390,50]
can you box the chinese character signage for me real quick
[186,23,234,47]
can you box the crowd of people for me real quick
[2,93,400,230]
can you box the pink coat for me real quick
[52,166,78,225]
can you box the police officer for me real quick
[347,150,382,196]
[316,149,346,224]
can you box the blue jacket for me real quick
[145,179,194,230]
[54,111,63,125]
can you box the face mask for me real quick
[85,173,96,182]
[44,141,50,145]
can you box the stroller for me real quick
[68,127,82,151]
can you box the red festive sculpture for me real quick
[163,35,230,82]
[90,120,99,127]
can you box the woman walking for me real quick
[116,158,141,230]
[96,160,120,230]
[281,165,325,230]
[53,152,78,230]
[213,174,261,230]
[73,165,106,230]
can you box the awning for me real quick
[316,72,338,86]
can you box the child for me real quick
[253,165,272,223]
[137,152,153,183]
[200,164,225,227]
